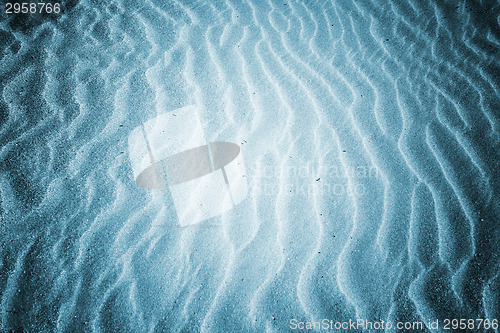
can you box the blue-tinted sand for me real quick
[0,0,499,332]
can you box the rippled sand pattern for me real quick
[0,0,499,332]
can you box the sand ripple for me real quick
[1,0,498,331]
